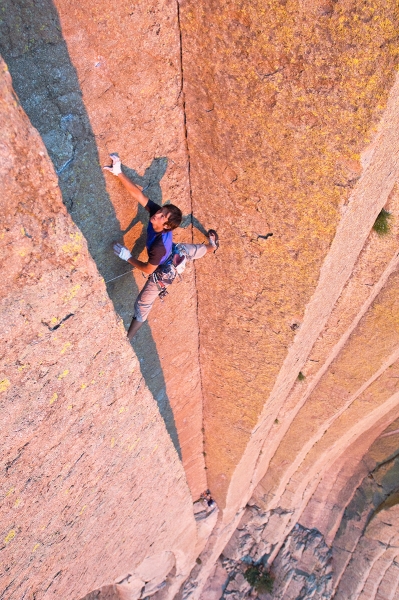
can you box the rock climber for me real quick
[104,154,219,340]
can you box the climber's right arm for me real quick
[103,154,149,208]
[116,172,149,208]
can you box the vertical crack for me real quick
[176,0,193,234]
[176,0,208,485]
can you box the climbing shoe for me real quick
[208,229,219,253]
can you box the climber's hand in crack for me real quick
[103,154,148,207]
[113,243,132,262]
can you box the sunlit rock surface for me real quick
[0,0,206,500]
[1,0,399,598]
[0,57,197,600]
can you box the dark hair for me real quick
[164,204,182,230]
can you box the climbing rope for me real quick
[105,269,135,284]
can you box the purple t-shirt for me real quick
[145,200,173,266]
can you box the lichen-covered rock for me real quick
[0,0,207,500]
[2,0,399,597]
[179,0,399,506]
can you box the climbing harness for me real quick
[105,244,187,298]
[152,272,169,301]
[151,244,188,301]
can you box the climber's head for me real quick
[150,205,182,231]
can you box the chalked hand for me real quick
[113,243,132,261]
[103,154,122,176]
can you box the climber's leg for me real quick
[127,317,143,340]
[178,230,219,260]
[127,276,160,340]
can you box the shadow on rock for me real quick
[180,213,209,237]
[0,0,181,458]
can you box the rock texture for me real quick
[0,58,197,600]
[207,420,399,599]
[331,430,399,599]
[2,0,399,599]
[221,522,333,600]
[179,0,399,507]
[0,0,206,499]
[177,0,399,597]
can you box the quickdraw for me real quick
[152,271,169,301]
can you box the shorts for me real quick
[134,275,168,322]
[176,243,207,260]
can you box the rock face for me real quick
[209,422,399,599]
[2,0,399,599]
[0,58,197,599]
[175,0,399,596]
[0,0,206,500]
[179,0,399,508]
[222,521,333,600]
[330,430,399,600]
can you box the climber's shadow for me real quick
[119,155,210,253]
[109,157,210,449]
[119,156,168,256]
[102,157,186,460]
[180,213,209,236]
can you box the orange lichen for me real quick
[181,0,399,503]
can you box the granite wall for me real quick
[1,0,399,598]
